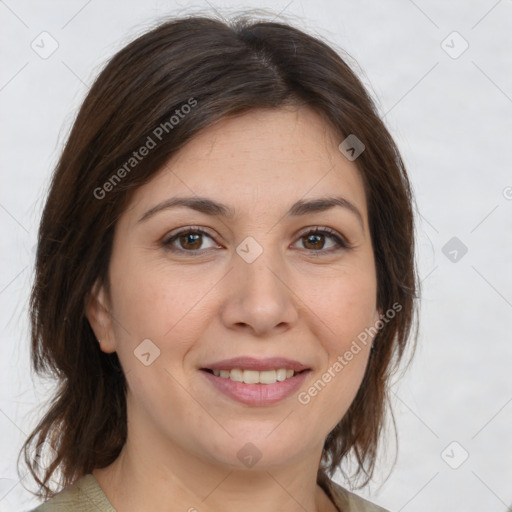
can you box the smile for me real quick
[200,368,310,406]
[206,368,298,384]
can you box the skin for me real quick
[86,106,380,512]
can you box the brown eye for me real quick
[295,228,348,254]
[177,232,202,250]
[302,233,326,250]
[164,228,218,253]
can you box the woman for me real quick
[21,13,418,512]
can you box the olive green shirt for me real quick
[31,473,389,511]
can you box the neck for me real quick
[93,421,335,512]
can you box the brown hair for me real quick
[20,13,418,499]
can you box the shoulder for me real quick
[29,474,115,512]
[324,477,390,512]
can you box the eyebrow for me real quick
[137,195,364,228]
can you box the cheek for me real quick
[302,269,376,412]
[312,267,378,345]
[108,262,212,426]
[109,252,217,346]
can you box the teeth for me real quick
[276,369,287,381]
[243,370,261,384]
[229,369,243,382]
[210,368,298,384]
[258,370,276,384]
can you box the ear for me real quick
[372,307,381,326]
[370,306,382,349]
[85,278,117,354]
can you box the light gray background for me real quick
[1,1,511,511]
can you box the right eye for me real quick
[163,227,221,254]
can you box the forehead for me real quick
[122,107,368,224]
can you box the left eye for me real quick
[296,228,348,252]
[163,227,348,254]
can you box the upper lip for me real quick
[201,357,310,372]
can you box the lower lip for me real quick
[201,370,310,406]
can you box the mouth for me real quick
[201,368,308,385]
[199,357,311,406]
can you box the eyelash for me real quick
[162,226,350,256]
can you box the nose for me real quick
[218,246,300,337]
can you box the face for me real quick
[87,106,380,472]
